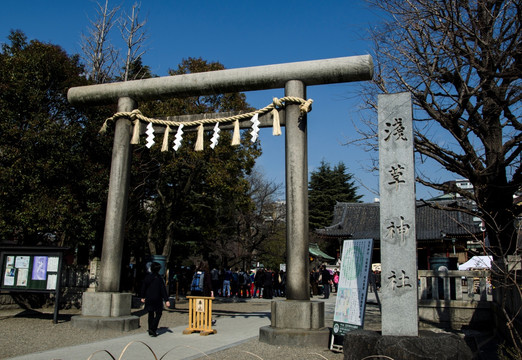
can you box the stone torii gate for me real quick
[67,56,373,342]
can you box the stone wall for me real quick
[419,299,492,330]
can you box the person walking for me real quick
[222,267,232,297]
[210,266,220,296]
[263,268,273,299]
[333,270,340,293]
[253,268,265,298]
[141,262,170,337]
[320,265,332,299]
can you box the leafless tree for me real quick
[357,0,521,354]
[80,0,120,83]
[80,1,148,83]
[359,0,520,256]
[119,2,148,81]
[230,168,285,269]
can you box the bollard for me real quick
[182,296,217,336]
[168,296,176,309]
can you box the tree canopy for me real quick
[0,30,112,249]
[0,32,266,271]
[125,57,262,267]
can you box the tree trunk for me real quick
[146,226,157,255]
[161,221,175,259]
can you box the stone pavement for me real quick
[6,294,344,360]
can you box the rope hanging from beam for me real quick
[99,96,313,151]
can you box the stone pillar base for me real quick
[72,292,139,331]
[71,315,139,331]
[81,292,133,317]
[259,325,330,347]
[259,300,329,347]
[343,330,473,360]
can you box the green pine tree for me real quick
[308,160,361,231]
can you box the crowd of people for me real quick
[310,265,340,299]
[169,265,287,299]
[138,261,343,336]
[167,263,340,300]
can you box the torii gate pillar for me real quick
[284,80,310,301]
[259,80,329,346]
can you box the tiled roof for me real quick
[309,242,335,260]
[316,200,483,241]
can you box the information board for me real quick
[332,239,373,336]
[0,247,65,324]
[1,253,61,291]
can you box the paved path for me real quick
[7,294,356,360]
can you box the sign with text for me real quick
[378,92,418,336]
[0,251,62,291]
[332,239,373,336]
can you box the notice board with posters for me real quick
[332,239,373,337]
[0,246,66,323]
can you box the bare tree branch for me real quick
[80,0,120,83]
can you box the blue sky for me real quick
[1,0,451,202]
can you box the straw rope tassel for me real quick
[161,125,170,152]
[99,120,108,134]
[272,97,282,136]
[195,124,204,151]
[231,119,240,146]
[130,120,141,144]
[272,108,281,136]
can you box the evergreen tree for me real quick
[308,160,362,230]
[0,30,111,251]
[126,57,261,266]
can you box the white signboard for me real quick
[332,239,373,335]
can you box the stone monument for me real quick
[378,92,418,336]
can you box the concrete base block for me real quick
[75,292,137,331]
[259,325,330,347]
[270,300,325,329]
[343,330,473,360]
[259,300,329,347]
[71,315,140,332]
[82,292,132,317]
[111,293,132,316]
[82,292,112,317]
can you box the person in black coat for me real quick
[263,268,273,299]
[320,265,332,299]
[141,262,170,337]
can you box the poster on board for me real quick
[332,239,373,336]
[32,256,48,281]
[1,252,61,291]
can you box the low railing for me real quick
[61,265,90,289]
[417,269,493,329]
[418,269,492,302]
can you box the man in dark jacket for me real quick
[263,268,273,299]
[320,265,332,299]
[141,262,170,337]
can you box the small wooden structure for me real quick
[183,296,217,336]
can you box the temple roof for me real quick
[316,200,483,241]
[309,242,335,260]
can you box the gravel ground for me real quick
[0,297,347,360]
